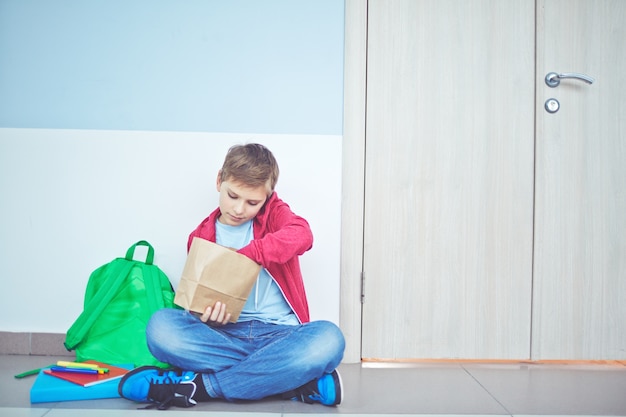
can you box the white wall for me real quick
[0,128,341,333]
[0,1,345,334]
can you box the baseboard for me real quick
[0,332,74,357]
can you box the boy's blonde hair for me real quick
[220,143,279,194]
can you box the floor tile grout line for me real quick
[461,364,513,417]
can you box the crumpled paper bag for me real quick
[174,237,261,322]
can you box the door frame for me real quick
[340,0,367,364]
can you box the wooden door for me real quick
[361,0,535,359]
[532,0,626,359]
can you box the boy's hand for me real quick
[200,301,231,326]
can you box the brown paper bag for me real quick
[174,237,261,322]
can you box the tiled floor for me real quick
[2,354,626,416]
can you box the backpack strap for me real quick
[142,266,166,313]
[64,241,153,351]
[129,241,167,312]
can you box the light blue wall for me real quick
[0,0,344,134]
[0,0,345,333]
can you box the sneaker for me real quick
[283,370,343,406]
[118,366,198,410]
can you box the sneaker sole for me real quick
[333,369,343,406]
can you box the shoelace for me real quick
[142,374,196,410]
[288,379,319,404]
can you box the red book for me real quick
[43,360,129,387]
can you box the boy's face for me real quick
[216,174,269,226]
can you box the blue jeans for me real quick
[146,308,345,401]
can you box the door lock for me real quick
[545,98,560,114]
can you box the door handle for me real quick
[545,72,595,88]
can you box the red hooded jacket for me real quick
[187,192,312,323]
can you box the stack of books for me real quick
[29,360,133,403]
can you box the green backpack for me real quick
[64,241,176,368]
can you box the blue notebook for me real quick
[30,364,133,404]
